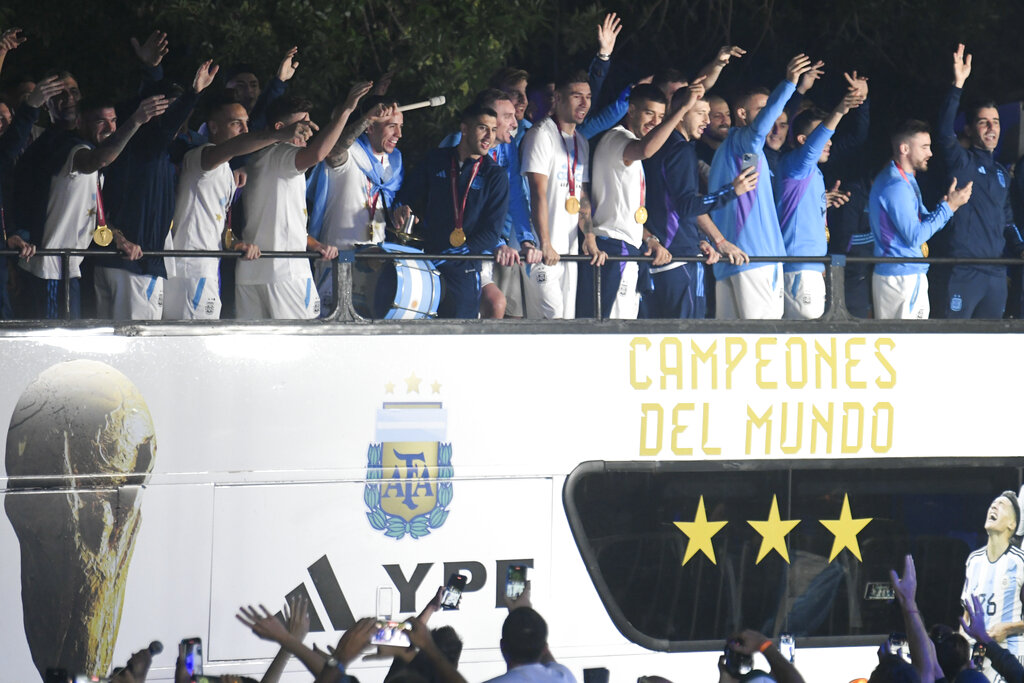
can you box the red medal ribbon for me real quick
[366,176,382,222]
[551,113,579,199]
[639,170,646,208]
[450,153,484,234]
[95,176,108,228]
[894,162,923,220]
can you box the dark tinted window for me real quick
[563,459,1022,650]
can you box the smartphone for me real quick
[182,637,203,677]
[887,633,910,663]
[723,643,753,677]
[440,572,468,610]
[506,565,527,601]
[972,642,986,668]
[740,152,758,173]
[779,633,795,663]
[371,619,412,647]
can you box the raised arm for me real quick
[237,603,329,677]
[695,45,746,92]
[327,102,389,168]
[963,594,1024,683]
[891,555,941,683]
[202,122,301,171]
[260,596,311,683]
[295,81,373,172]
[885,178,970,245]
[72,95,170,173]
[623,79,705,163]
[730,630,806,683]
[734,55,811,154]
[0,27,28,78]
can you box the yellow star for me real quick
[405,373,422,393]
[384,381,395,394]
[819,494,872,562]
[87,208,96,217]
[747,495,801,564]
[674,496,727,565]
[215,213,223,222]
[431,380,442,394]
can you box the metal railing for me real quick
[1,247,1023,327]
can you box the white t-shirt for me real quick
[237,143,312,284]
[22,144,96,280]
[591,125,645,247]
[520,117,589,255]
[167,145,235,279]
[320,143,390,249]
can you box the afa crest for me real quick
[365,386,452,540]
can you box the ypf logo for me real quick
[365,374,452,540]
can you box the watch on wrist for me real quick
[326,656,345,673]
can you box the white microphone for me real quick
[397,96,446,112]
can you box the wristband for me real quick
[326,656,345,674]
[759,640,772,653]
[597,52,611,61]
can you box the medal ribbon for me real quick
[552,113,578,199]
[450,153,484,235]
[95,177,108,229]
[894,162,923,220]
[639,170,646,209]
[366,176,382,222]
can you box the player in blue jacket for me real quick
[708,53,814,319]
[775,75,866,319]
[869,119,973,319]
[398,104,509,319]
[940,44,1024,318]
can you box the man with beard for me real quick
[578,82,708,319]
[643,94,753,319]
[869,119,972,319]
[399,104,509,318]
[520,70,605,319]
[940,44,1023,319]
[695,95,731,168]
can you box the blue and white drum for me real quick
[352,243,441,320]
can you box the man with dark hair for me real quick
[962,492,1024,676]
[399,104,509,318]
[775,75,866,319]
[642,92,753,319]
[696,94,731,168]
[520,69,604,319]
[940,44,1022,319]
[224,46,299,130]
[869,119,972,319]
[708,55,814,319]
[579,81,706,318]
[236,83,371,319]
[483,607,574,683]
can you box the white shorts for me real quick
[524,261,577,319]
[715,263,783,320]
[164,276,222,320]
[479,261,495,288]
[783,269,826,320]
[608,261,640,320]
[873,272,929,319]
[94,267,164,320]
[236,278,321,320]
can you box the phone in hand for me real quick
[505,565,527,601]
[371,619,412,647]
[779,633,795,663]
[440,572,468,610]
[887,633,910,663]
[740,152,758,173]
[182,637,203,677]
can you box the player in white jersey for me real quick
[236,83,371,320]
[164,99,298,319]
[963,491,1024,682]
[520,70,605,319]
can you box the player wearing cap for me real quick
[962,491,1024,680]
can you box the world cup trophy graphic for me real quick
[365,396,452,540]
[4,360,156,679]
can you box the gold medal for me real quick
[93,225,113,247]
[565,196,580,214]
[921,242,929,258]
[634,206,648,225]
[223,228,236,250]
[449,228,466,248]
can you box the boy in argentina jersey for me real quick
[775,78,866,319]
[708,54,814,319]
[869,119,972,319]
[963,492,1024,683]
[165,99,295,319]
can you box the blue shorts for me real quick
[437,260,481,319]
[643,262,706,319]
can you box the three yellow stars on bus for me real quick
[673,494,871,566]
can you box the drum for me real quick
[351,243,441,320]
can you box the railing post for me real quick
[824,256,853,321]
[593,260,603,322]
[61,252,72,321]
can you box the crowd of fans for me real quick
[67,556,1024,683]
[1,17,1022,322]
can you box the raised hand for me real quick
[843,70,869,100]
[285,595,310,641]
[332,617,377,666]
[131,95,171,125]
[343,81,374,114]
[952,43,972,88]
[372,70,394,96]
[25,75,65,109]
[236,604,293,644]
[732,166,758,196]
[597,13,622,56]
[798,60,824,94]
[715,45,747,67]
[278,119,315,144]
[0,28,27,55]
[130,31,169,67]
[946,178,973,211]
[277,46,299,82]
[193,59,220,94]
[889,554,918,609]
[826,180,851,208]
[836,90,865,115]
[786,54,814,86]
[960,594,991,643]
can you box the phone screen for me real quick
[440,573,467,610]
[506,565,527,600]
[370,620,412,647]
[183,638,203,676]
[779,633,795,662]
